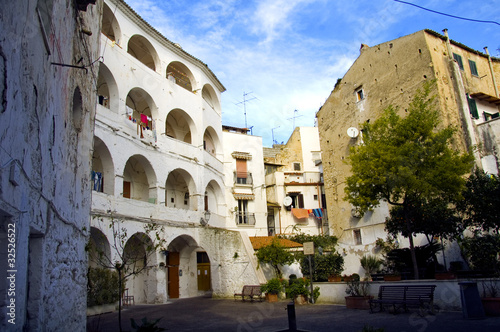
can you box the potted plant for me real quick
[287,277,310,305]
[345,278,372,309]
[360,255,383,281]
[481,279,500,316]
[261,278,284,302]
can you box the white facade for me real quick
[90,0,265,304]
[0,0,100,330]
[265,127,327,236]
[222,127,269,236]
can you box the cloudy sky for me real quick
[125,0,500,147]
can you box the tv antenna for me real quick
[287,109,303,130]
[235,91,257,128]
[272,126,280,144]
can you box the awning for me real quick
[470,92,500,105]
[267,201,281,208]
[231,151,252,160]
[233,193,254,200]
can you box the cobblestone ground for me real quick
[87,297,500,332]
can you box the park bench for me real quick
[234,285,264,302]
[369,285,436,315]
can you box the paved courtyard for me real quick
[87,297,500,332]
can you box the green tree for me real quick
[88,216,166,332]
[255,237,295,278]
[344,81,474,279]
[457,168,500,234]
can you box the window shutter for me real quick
[236,159,247,178]
[453,53,464,70]
[468,60,478,76]
[467,96,479,119]
[298,194,304,208]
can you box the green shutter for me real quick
[467,96,479,119]
[468,60,478,76]
[453,53,464,70]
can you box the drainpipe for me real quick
[443,29,481,166]
[484,47,499,97]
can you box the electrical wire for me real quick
[394,0,500,26]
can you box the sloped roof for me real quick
[250,236,303,250]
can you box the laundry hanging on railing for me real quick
[91,171,103,192]
[312,208,323,219]
[292,208,309,219]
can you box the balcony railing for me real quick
[233,172,253,185]
[235,212,256,225]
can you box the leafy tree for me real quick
[344,81,474,279]
[282,233,338,251]
[88,216,166,332]
[299,252,344,282]
[457,168,500,234]
[459,234,500,275]
[255,237,295,278]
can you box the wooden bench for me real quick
[369,285,436,315]
[234,285,264,302]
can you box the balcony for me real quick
[235,212,256,226]
[233,172,253,185]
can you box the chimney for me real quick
[360,44,369,54]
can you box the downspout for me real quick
[484,47,499,97]
[443,29,481,166]
[316,184,323,235]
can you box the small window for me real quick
[467,95,479,119]
[356,89,364,102]
[289,193,304,209]
[293,163,301,171]
[314,195,318,201]
[453,53,464,70]
[468,59,478,76]
[353,229,362,245]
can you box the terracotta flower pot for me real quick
[383,274,401,281]
[294,294,308,305]
[266,293,278,303]
[482,298,500,316]
[328,275,342,282]
[435,272,456,280]
[345,296,372,309]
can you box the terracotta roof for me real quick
[249,236,303,250]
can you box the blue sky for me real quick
[125,0,500,147]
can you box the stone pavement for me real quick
[87,297,500,332]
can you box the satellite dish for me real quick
[283,196,293,207]
[347,127,359,138]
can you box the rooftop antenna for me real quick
[272,126,280,144]
[287,109,303,131]
[235,91,257,129]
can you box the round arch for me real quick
[201,84,221,113]
[203,126,221,158]
[165,168,197,210]
[92,136,115,195]
[101,2,122,44]
[125,87,158,134]
[97,62,119,112]
[127,35,159,71]
[166,61,196,92]
[165,108,196,144]
[123,232,158,304]
[122,154,157,203]
[204,179,224,216]
[89,227,111,268]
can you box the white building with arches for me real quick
[90,0,265,304]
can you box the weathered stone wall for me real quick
[0,0,101,330]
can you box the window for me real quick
[467,95,479,119]
[314,195,318,201]
[236,159,249,184]
[289,193,304,209]
[453,53,464,70]
[468,59,478,76]
[293,162,301,171]
[356,88,364,102]
[353,229,362,245]
[236,200,255,225]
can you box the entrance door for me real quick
[197,252,211,291]
[167,252,180,298]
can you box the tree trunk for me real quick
[118,267,123,332]
[404,203,420,280]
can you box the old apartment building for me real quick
[0,0,100,330]
[317,29,500,259]
[90,0,265,304]
[265,127,327,236]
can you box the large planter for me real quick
[435,272,456,280]
[328,275,342,282]
[345,296,372,309]
[266,293,278,303]
[481,298,500,316]
[294,295,308,305]
[383,274,401,281]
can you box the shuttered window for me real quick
[468,59,478,76]
[467,96,479,119]
[453,53,464,70]
[236,159,247,178]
